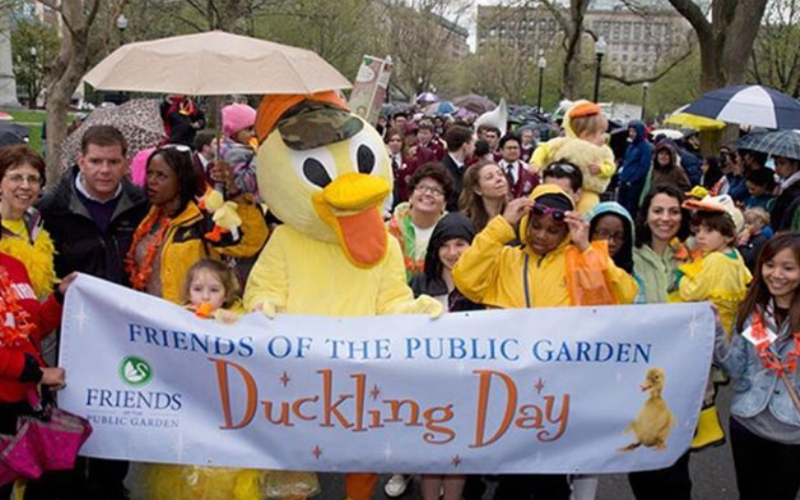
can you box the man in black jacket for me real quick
[38,125,149,500]
[772,155,800,230]
[441,125,475,211]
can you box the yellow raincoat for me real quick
[453,185,637,308]
[671,250,752,336]
[146,196,268,304]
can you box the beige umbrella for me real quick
[83,30,351,95]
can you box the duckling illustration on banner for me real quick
[620,367,675,452]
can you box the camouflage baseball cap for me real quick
[277,101,363,151]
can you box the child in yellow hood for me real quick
[531,101,616,213]
[453,183,637,498]
[453,184,638,309]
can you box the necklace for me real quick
[751,312,800,377]
[0,267,35,348]
[125,210,172,291]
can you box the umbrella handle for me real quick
[213,95,226,196]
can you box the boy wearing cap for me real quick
[670,195,752,451]
[672,195,752,336]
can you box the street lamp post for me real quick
[28,47,37,109]
[537,49,546,113]
[116,14,128,44]
[115,14,129,103]
[593,37,607,104]
[642,82,650,122]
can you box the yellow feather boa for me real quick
[0,229,57,299]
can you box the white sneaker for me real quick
[384,474,412,497]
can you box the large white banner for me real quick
[60,274,714,474]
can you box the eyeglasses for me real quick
[530,202,566,222]
[415,184,445,197]
[544,163,577,175]
[594,229,625,242]
[5,173,43,186]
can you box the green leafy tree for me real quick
[11,18,59,108]
[253,0,382,81]
[750,0,800,97]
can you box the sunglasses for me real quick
[159,143,192,154]
[530,202,566,222]
[544,162,577,175]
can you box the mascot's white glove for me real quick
[416,295,444,319]
[252,299,280,319]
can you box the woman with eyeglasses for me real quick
[628,184,694,500]
[0,145,57,300]
[388,162,454,281]
[459,160,510,232]
[452,184,638,499]
[126,146,269,304]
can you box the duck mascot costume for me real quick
[243,91,443,500]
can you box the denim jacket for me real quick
[716,308,800,427]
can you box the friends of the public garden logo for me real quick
[120,355,153,387]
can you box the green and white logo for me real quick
[119,356,153,387]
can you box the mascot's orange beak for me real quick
[312,173,391,268]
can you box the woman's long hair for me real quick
[635,184,691,248]
[147,147,199,214]
[459,160,508,232]
[735,232,800,335]
[701,156,724,191]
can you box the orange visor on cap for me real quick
[569,102,601,119]
[682,199,726,213]
[255,91,349,144]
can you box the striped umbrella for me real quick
[663,105,725,131]
[682,85,800,130]
[735,129,800,161]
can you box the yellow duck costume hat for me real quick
[683,194,745,233]
[254,92,393,268]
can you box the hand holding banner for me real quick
[60,274,714,474]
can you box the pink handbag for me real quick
[0,390,92,486]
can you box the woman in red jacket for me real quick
[0,246,74,498]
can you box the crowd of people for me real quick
[0,92,799,500]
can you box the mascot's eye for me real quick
[357,145,375,174]
[303,158,332,188]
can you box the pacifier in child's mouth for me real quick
[194,302,214,318]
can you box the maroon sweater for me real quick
[0,252,62,403]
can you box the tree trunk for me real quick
[43,0,102,183]
[562,54,582,100]
[669,0,768,91]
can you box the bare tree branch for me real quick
[602,46,694,85]
[666,0,712,42]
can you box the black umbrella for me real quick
[735,130,800,161]
[0,122,30,148]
